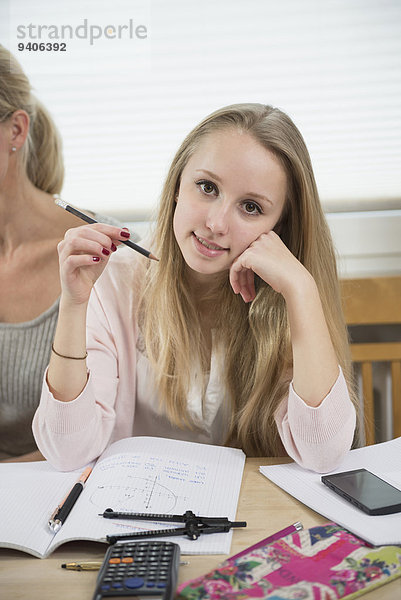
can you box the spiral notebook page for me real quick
[260,436,401,547]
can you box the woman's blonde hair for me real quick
[142,103,358,456]
[0,45,64,193]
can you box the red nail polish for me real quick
[120,230,130,238]
[93,256,100,262]
[102,248,110,256]
[111,243,117,252]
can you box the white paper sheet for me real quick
[260,437,401,546]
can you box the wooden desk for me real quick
[1,458,399,599]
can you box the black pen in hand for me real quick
[54,196,159,261]
[48,467,92,533]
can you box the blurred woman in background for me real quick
[0,46,126,461]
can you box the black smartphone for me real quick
[321,468,401,515]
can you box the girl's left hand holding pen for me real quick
[229,230,312,303]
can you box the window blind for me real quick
[2,0,401,218]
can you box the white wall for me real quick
[327,210,401,278]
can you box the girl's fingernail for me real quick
[120,230,130,238]
[93,256,100,262]
[102,248,110,256]
[111,243,117,252]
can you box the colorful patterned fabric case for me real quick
[176,523,401,600]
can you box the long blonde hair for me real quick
[142,103,358,456]
[0,45,64,193]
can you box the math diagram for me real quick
[89,452,207,518]
[89,475,189,513]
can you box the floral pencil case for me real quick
[176,522,401,600]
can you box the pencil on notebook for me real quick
[54,196,159,261]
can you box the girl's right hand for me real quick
[57,224,129,305]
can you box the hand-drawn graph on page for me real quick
[90,476,181,513]
[88,452,207,515]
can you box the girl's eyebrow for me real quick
[195,168,223,183]
[195,168,273,206]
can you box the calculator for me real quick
[92,541,181,600]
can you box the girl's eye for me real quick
[243,201,262,215]
[196,180,218,195]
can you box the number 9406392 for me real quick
[18,42,66,51]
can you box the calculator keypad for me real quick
[93,541,180,599]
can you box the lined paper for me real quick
[0,462,82,557]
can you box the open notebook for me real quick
[0,436,245,558]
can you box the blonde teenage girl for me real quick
[33,103,357,472]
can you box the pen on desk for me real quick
[229,521,303,561]
[61,560,190,571]
[54,196,159,262]
[62,561,103,571]
[48,467,92,533]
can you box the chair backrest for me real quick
[341,277,401,445]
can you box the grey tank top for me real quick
[0,299,59,457]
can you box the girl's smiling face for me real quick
[173,128,287,286]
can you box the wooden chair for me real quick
[341,277,401,445]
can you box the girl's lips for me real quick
[192,233,229,257]
[193,233,228,250]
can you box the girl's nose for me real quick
[205,202,229,235]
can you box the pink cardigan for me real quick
[33,248,356,472]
